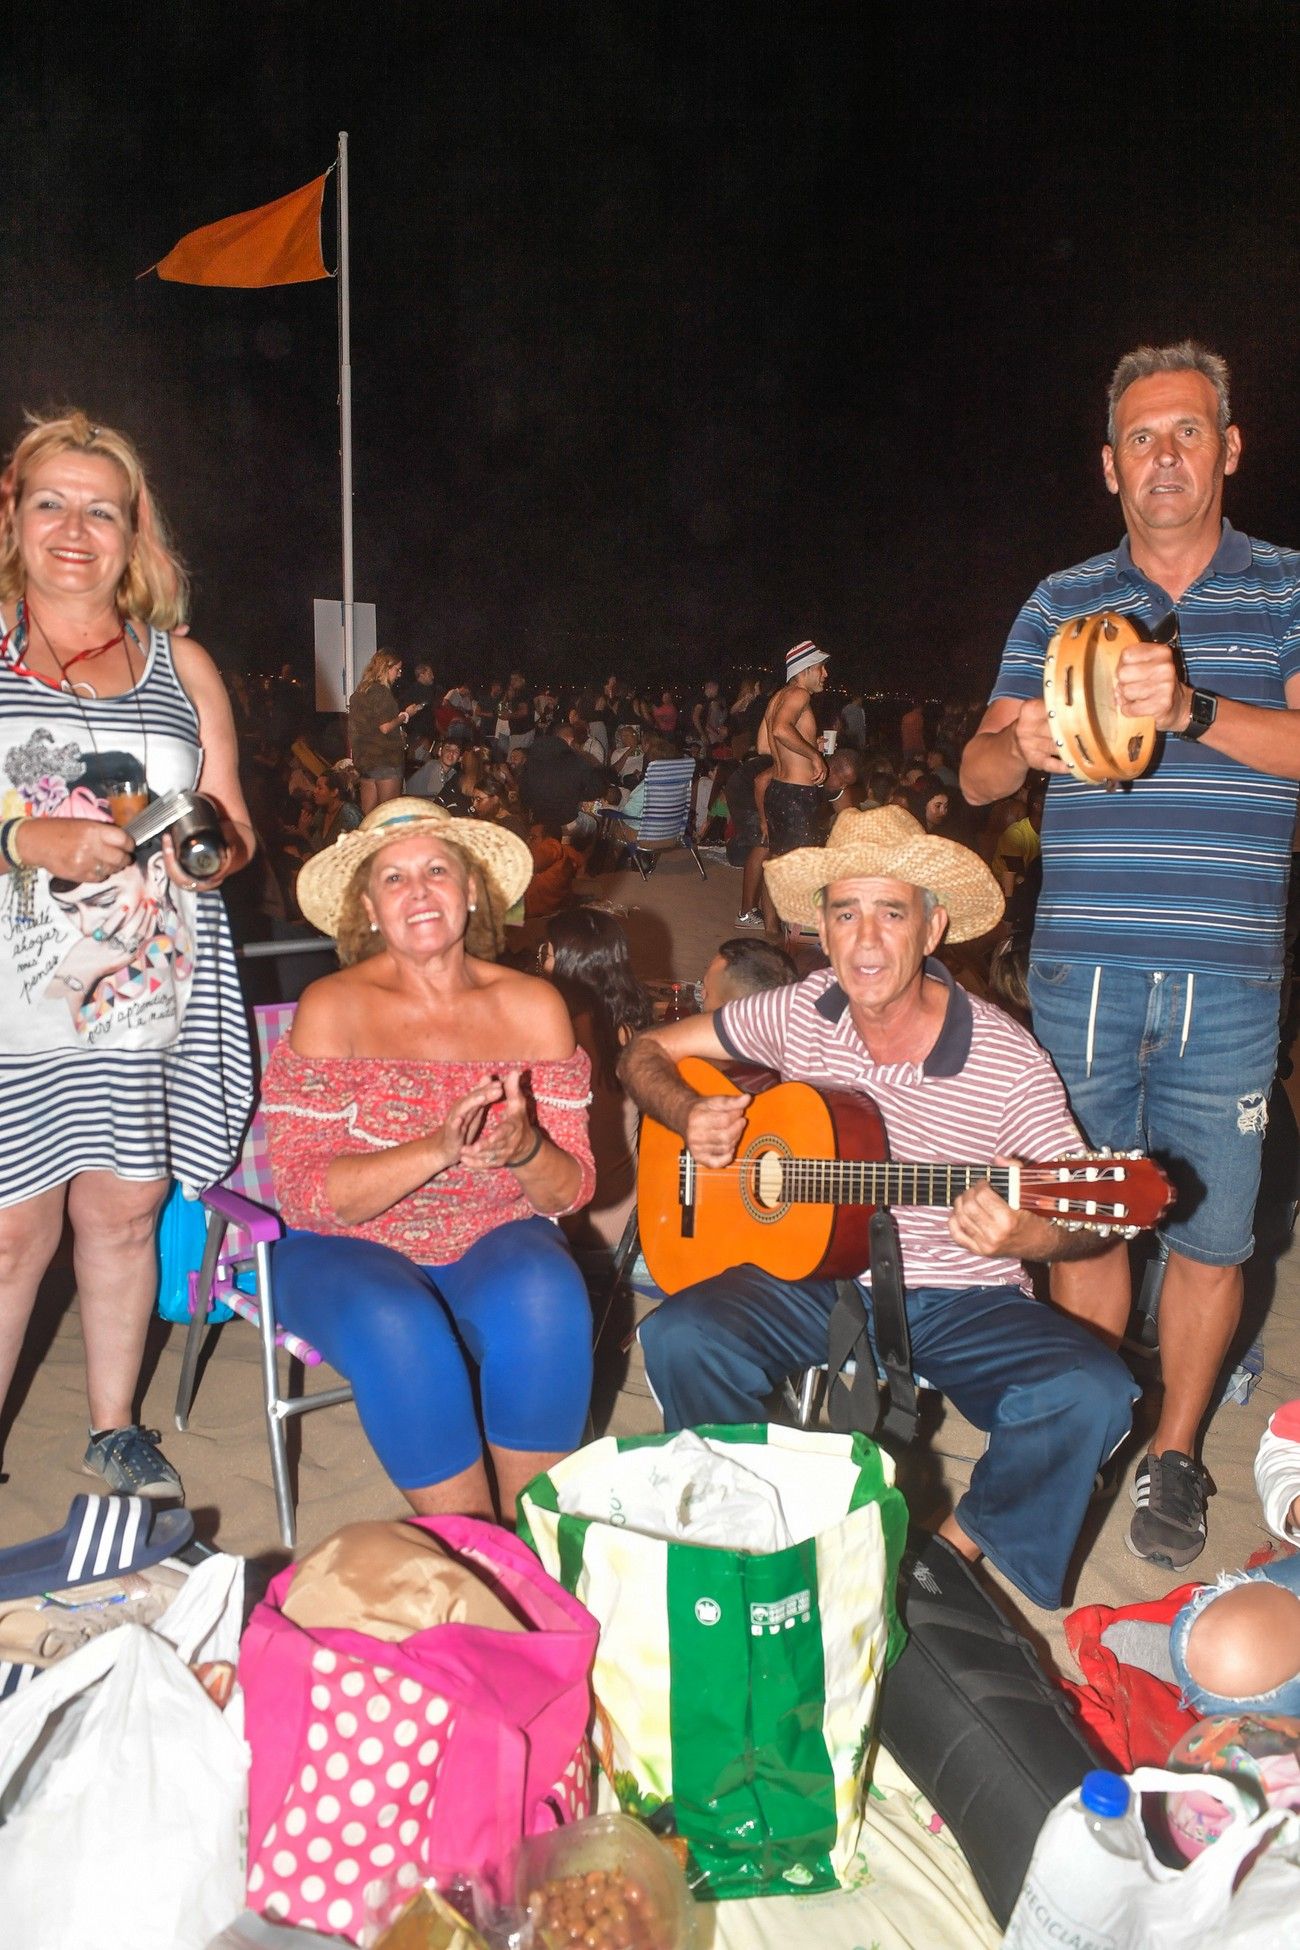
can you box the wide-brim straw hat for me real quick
[764,805,1004,943]
[296,797,533,939]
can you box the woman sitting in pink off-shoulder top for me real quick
[262,799,595,1523]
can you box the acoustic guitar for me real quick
[637,1057,1174,1295]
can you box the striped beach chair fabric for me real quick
[615,756,708,879]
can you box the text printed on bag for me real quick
[749,1590,812,1635]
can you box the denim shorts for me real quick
[1027,961,1281,1266]
[1169,1551,1300,1715]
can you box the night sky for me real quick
[5,3,1300,698]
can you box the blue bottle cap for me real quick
[1080,1770,1131,1819]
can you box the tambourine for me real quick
[1042,611,1157,785]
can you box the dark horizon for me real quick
[6,3,1300,699]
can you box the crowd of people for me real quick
[231,631,1004,946]
[1,340,1298,1742]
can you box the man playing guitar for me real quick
[619,807,1140,1612]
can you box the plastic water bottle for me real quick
[1002,1770,1148,1948]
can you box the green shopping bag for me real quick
[517,1423,908,1900]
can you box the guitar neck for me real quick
[778,1160,1016,1208]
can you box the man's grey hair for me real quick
[1106,340,1232,445]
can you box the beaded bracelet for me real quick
[507,1126,545,1169]
[0,818,36,926]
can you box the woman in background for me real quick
[348,650,418,815]
[540,907,653,1268]
[651,689,679,736]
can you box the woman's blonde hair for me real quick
[333,836,505,966]
[356,649,402,693]
[0,410,189,628]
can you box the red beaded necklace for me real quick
[21,598,127,686]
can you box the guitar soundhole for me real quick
[740,1136,792,1223]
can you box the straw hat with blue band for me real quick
[295,797,534,940]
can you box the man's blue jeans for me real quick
[639,1267,1139,1611]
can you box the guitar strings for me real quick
[679,1161,1109,1182]
[678,1160,1130,1210]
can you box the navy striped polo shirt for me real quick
[990,521,1300,978]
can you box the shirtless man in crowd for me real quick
[752,640,829,930]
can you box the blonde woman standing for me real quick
[348,649,417,814]
[0,410,255,1498]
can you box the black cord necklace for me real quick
[7,597,151,771]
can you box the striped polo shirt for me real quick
[715,962,1081,1292]
[990,522,1300,978]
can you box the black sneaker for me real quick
[1127,1449,1208,1567]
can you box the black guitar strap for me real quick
[825,1209,919,1446]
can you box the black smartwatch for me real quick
[1177,689,1218,742]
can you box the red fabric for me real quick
[1061,1585,1201,1770]
[1271,1399,1300,1442]
[262,1043,595,1263]
[524,835,581,917]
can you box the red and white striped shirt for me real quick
[715,962,1081,1293]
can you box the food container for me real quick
[516,1813,695,1949]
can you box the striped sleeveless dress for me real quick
[0,621,253,1204]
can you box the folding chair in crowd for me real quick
[606,755,708,880]
[173,1001,353,1548]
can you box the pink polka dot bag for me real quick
[239,1515,598,1944]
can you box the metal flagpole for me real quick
[337,131,355,699]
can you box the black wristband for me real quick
[507,1126,544,1169]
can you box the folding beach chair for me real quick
[603,756,707,879]
[173,1001,353,1549]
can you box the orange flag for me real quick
[150,174,330,287]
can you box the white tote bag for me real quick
[0,1554,247,1950]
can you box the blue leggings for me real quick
[272,1218,593,1490]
